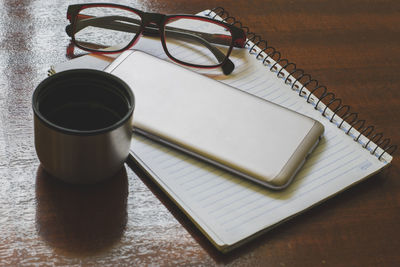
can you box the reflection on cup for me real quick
[35,165,128,255]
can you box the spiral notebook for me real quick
[52,7,395,252]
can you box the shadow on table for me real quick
[35,165,128,256]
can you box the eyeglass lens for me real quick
[164,17,232,67]
[74,6,142,52]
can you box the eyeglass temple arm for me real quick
[70,27,231,73]
[68,16,239,74]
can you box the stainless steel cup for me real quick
[32,69,135,184]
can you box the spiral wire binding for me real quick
[207,7,396,161]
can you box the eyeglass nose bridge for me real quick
[141,12,166,29]
[130,12,166,47]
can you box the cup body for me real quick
[32,69,134,184]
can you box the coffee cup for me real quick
[32,69,135,184]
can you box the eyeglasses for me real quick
[66,3,246,75]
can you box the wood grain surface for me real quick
[0,0,399,266]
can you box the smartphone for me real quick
[105,50,324,189]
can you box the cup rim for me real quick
[32,69,135,136]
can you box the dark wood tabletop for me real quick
[1,0,399,266]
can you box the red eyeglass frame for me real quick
[66,3,247,75]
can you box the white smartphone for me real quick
[105,50,324,189]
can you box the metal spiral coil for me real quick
[208,7,396,160]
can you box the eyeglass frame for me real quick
[66,3,247,75]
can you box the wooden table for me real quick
[1,0,399,265]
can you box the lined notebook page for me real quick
[127,12,391,250]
